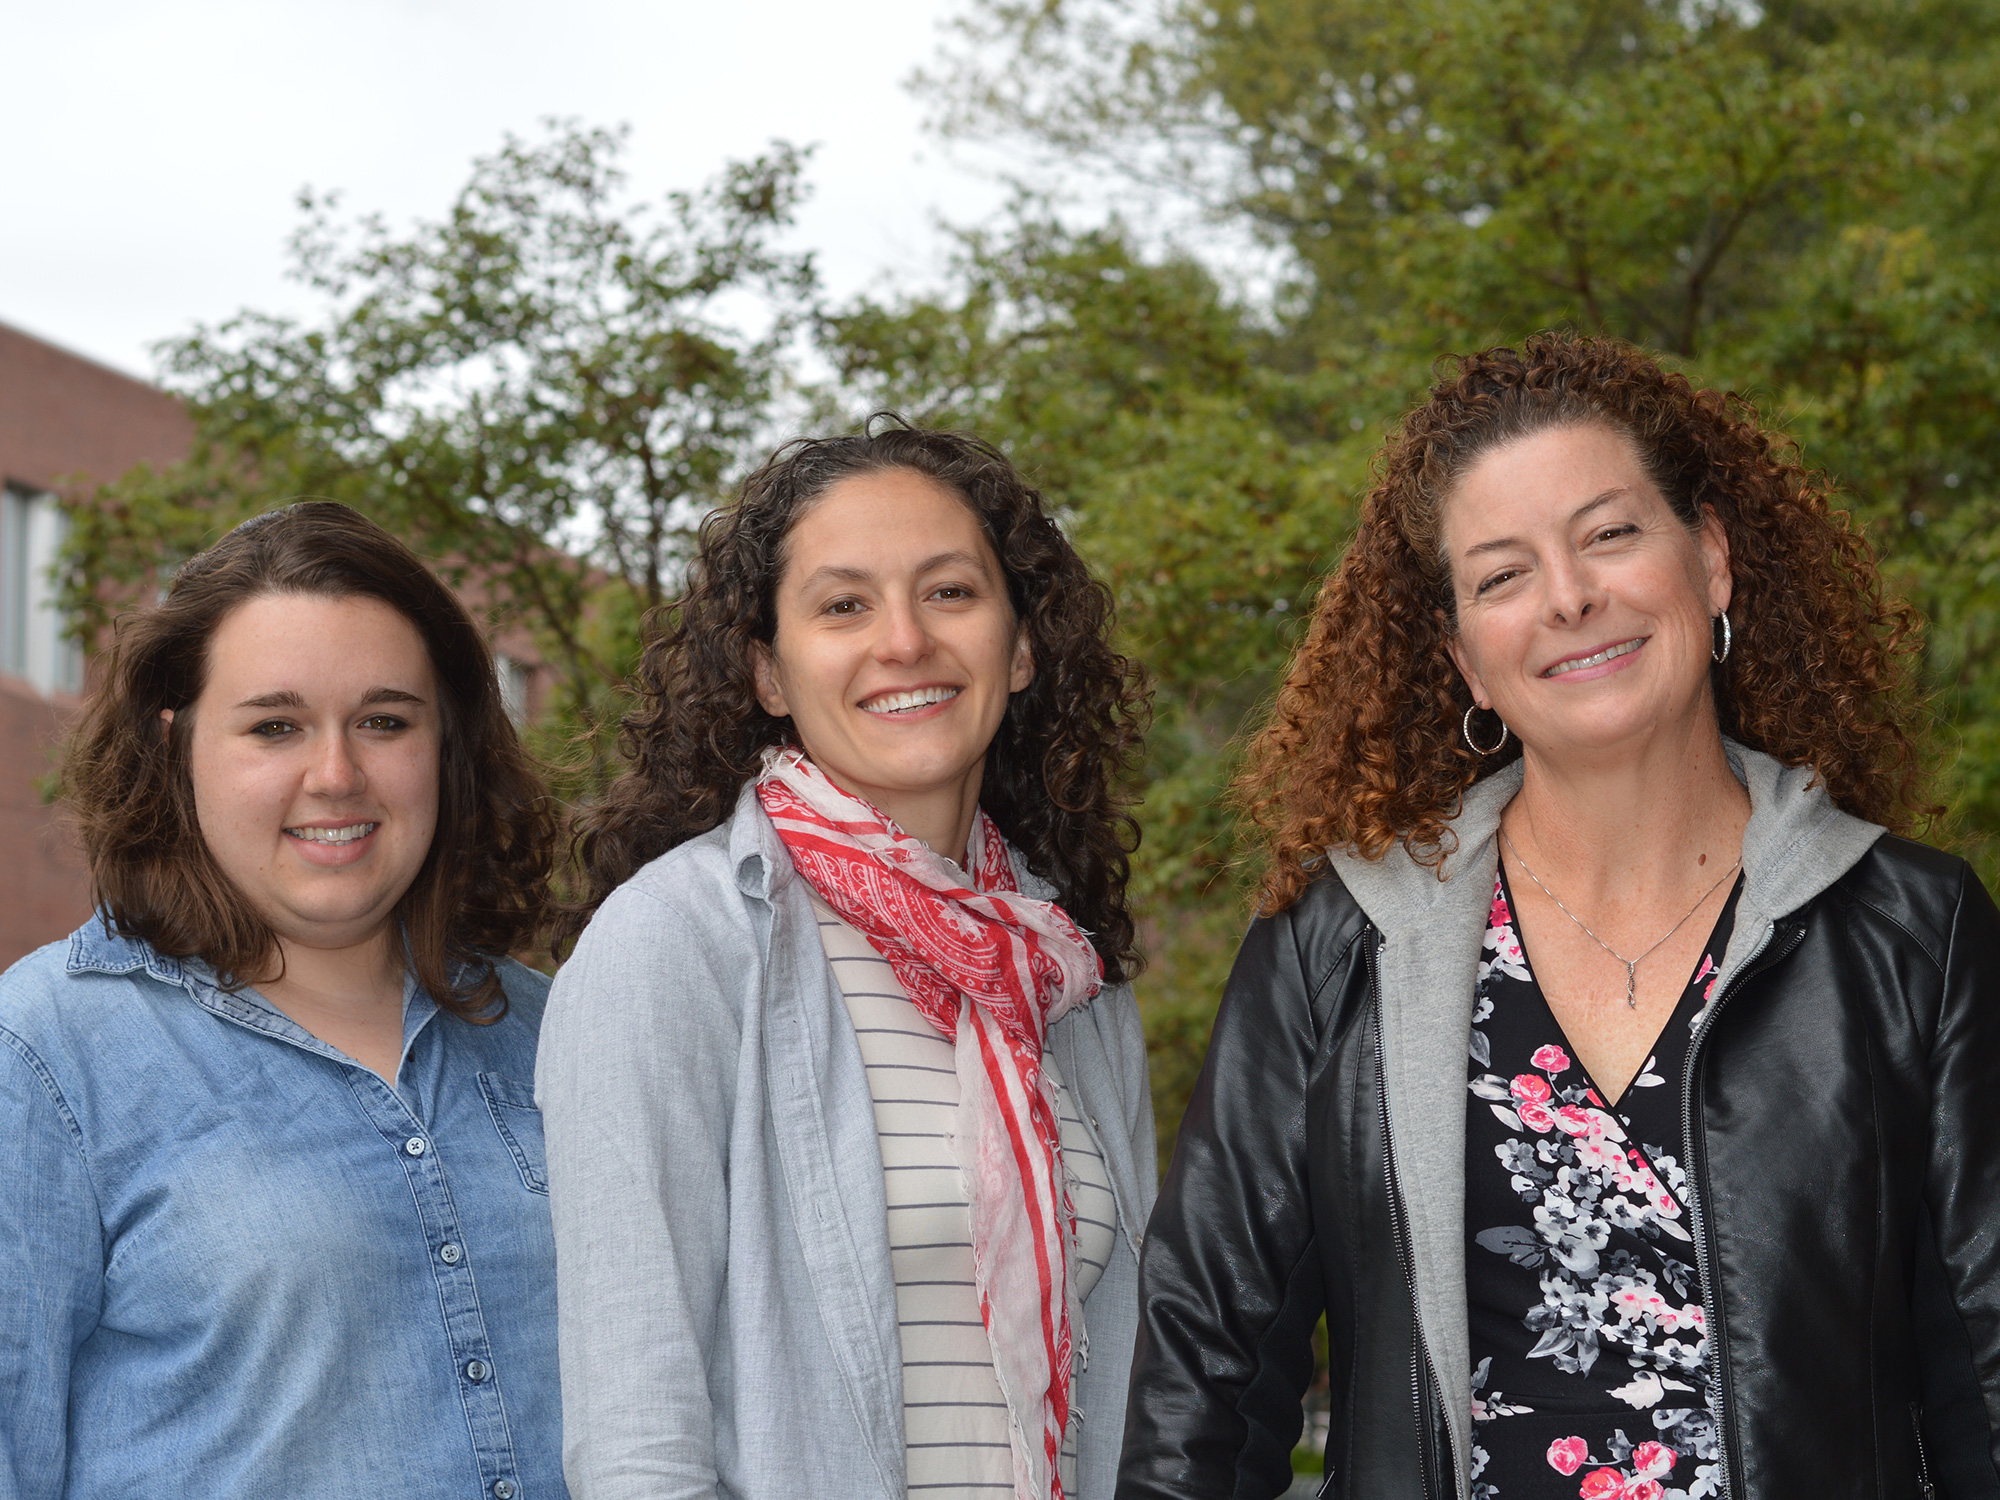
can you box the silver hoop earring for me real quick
[1462,705,1509,756]
[1712,611,1732,664]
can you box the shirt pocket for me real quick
[477,1072,548,1195]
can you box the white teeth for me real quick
[861,686,961,714]
[286,823,378,845]
[1545,640,1643,677]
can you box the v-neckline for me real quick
[1497,860,1731,1111]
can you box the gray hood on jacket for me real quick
[1325,741,1884,1493]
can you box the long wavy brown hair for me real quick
[62,501,555,1018]
[1238,334,1931,914]
[566,418,1151,982]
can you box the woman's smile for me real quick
[282,818,383,865]
[1540,637,1648,680]
[859,684,963,717]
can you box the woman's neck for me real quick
[1503,710,1751,908]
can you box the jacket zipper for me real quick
[1680,919,1804,1500]
[1368,935,1454,1500]
[1911,1404,1936,1500]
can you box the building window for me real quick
[0,486,82,695]
[494,652,532,723]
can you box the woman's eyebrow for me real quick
[796,550,991,590]
[231,687,427,710]
[1460,488,1631,560]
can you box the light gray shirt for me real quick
[536,784,1157,1500]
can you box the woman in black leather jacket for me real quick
[1120,336,2000,1500]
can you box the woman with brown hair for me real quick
[537,420,1155,1500]
[1120,336,2000,1498]
[0,502,564,1500]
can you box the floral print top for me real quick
[1466,864,1741,1500]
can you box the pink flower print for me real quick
[1695,953,1720,1002]
[1531,1043,1572,1074]
[1546,1437,1588,1476]
[1553,1104,1598,1136]
[1631,1442,1676,1479]
[1578,1468,1625,1500]
[1625,1482,1664,1500]
[1511,1073,1554,1105]
[1518,1102,1558,1133]
[1489,886,1512,930]
[1610,1285,1666,1321]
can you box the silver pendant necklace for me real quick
[1500,828,1741,1008]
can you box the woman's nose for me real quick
[873,598,934,663]
[1542,553,1605,623]
[303,733,367,797]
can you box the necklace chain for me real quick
[1500,828,1741,1009]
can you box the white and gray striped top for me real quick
[809,887,1119,1498]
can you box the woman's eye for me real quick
[1595,524,1640,542]
[932,585,971,601]
[1476,570,1519,595]
[251,720,295,739]
[825,597,863,616]
[358,714,406,732]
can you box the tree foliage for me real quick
[66,3,2000,1157]
[69,122,816,786]
[874,0,2000,1149]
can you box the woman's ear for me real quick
[1440,615,1490,710]
[1008,627,1035,694]
[1699,505,1734,616]
[751,643,790,719]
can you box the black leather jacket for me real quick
[1119,831,2000,1500]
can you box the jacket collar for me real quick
[1329,740,1885,981]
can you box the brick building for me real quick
[0,322,192,966]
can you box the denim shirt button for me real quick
[404,1136,428,1156]
[493,1483,515,1499]
[465,1358,489,1382]
[439,1243,462,1265]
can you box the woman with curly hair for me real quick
[539,420,1155,1500]
[1121,336,2000,1499]
[0,502,563,1499]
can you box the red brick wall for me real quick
[0,322,192,966]
[0,677,85,965]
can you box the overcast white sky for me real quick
[1,0,1017,379]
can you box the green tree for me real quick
[869,0,2000,1152]
[67,121,816,788]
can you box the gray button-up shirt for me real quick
[537,785,1157,1500]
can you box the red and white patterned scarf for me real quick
[756,746,1104,1500]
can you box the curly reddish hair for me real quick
[1237,334,1932,914]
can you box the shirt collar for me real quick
[66,914,187,986]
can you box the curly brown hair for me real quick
[566,417,1151,981]
[62,501,555,1018]
[1238,334,1931,914]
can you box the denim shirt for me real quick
[0,919,566,1500]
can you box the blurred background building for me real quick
[0,322,189,964]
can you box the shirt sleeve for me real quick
[0,1030,103,1500]
[536,884,744,1500]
